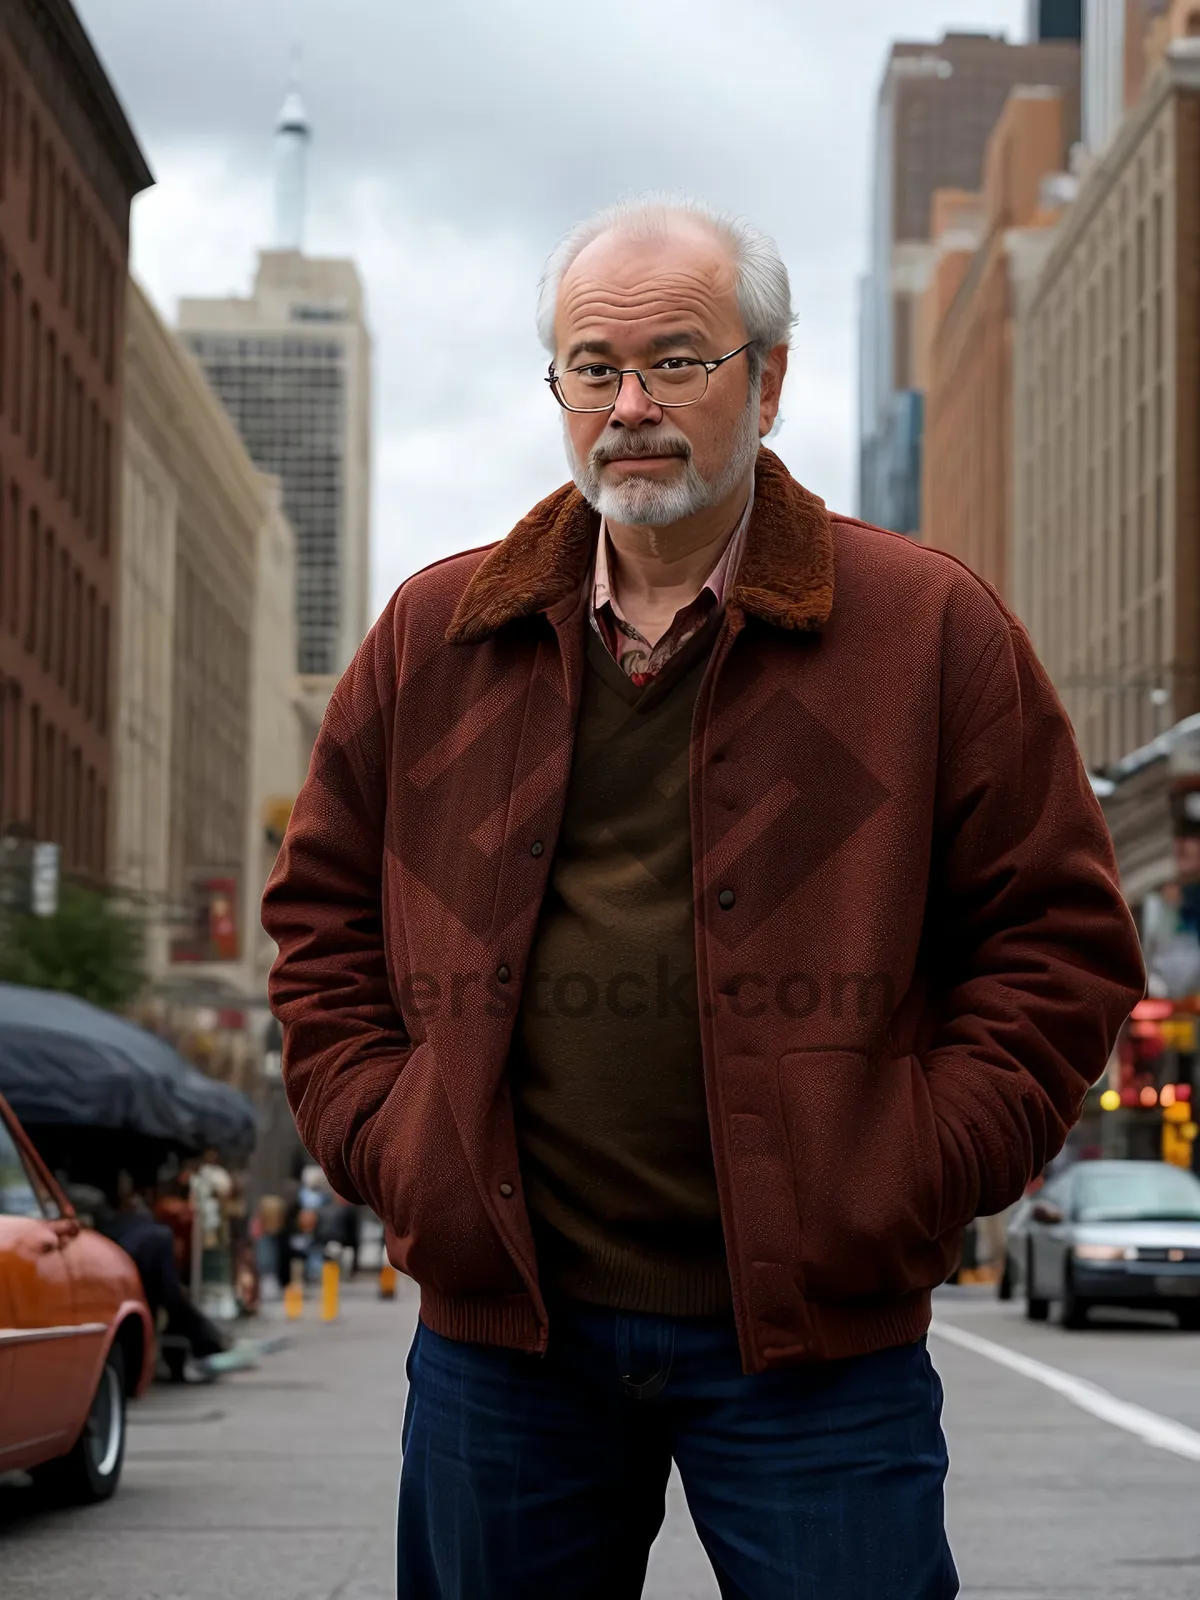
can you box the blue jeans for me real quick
[398,1301,958,1599]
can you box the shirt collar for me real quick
[592,479,756,623]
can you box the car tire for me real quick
[1061,1270,1092,1331]
[1025,1243,1049,1321]
[997,1253,1015,1301]
[1177,1304,1200,1332]
[33,1344,126,1505]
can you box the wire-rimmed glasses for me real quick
[546,341,753,413]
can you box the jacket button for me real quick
[718,889,736,910]
[530,840,544,857]
[499,1182,515,1198]
[496,964,511,984]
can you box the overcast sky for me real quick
[77,0,1026,618]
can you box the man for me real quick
[263,198,1143,1599]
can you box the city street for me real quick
[3,1281,1200,1599]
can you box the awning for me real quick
[0,982,257,1161]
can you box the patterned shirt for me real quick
[590,488,754,687]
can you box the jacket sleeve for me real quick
[926,613,1144,1226]
[261,624,407,1208]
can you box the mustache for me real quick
[590,431,693,467]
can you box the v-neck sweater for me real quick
[508,614,733,1317]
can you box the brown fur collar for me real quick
[445,446,834,644]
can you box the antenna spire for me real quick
[272,50,311,252]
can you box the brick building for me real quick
[1012,37,1200,770]
[920,88,1072,596]
[0,0,151,881]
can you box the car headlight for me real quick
[1073,1244,1132,1262]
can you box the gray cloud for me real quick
[77,0,1026,612]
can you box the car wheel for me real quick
[997,1252,1015,1301]
[1178,1304,1200,1332]
[1025,1243,1049,1321]
[33,1344,126,1504]
[1061,1269,1092,1330]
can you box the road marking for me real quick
[930,1318,1200,1463]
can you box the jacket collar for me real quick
[445,446,834,644]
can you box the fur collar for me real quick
[446,447,834,644]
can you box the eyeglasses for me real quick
[546,341,753,413]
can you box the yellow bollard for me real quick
[284,1259,305,1321]
[379,1260,398,1300]
[321,1254,341,1323]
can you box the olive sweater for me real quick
[509,617,733,1317]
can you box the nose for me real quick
[610,369,663,429]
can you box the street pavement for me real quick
[2,1279,1200,1598]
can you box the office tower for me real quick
[0,0,152,882]
[1013,40,1200,768]
[121,278,303,991]
[1029,0,1084,40]
[858,30,1080,534]
[178,86,371,731]
[921,89,1071,598]
[1083,1,1173,154]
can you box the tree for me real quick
[0,883,145,1010]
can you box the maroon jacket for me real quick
[263,449,1143,1372]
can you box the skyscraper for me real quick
[177,83,371,729]
[1028,0,1083,40]
[858,30,1081,534]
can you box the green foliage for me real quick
[0,883,145,1010]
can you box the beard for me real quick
[566,385,762,527]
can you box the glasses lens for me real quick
[556,369,620,411]
[643,362,708,405]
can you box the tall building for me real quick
[1029,0,1084,39]
[1083,1,1173,154]
[0,0,151,883]
[119,278,304,998]
[922,89,1073,597]
[177,87,372,734]
[858,30,1081,534]
[1012,37,1200,769]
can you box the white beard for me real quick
[567,386,762,527]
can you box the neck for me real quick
[605,476,751,643]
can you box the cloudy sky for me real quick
[77,0,1025,618]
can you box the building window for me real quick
[41,525,53,674]
[84,585,96,721]
[27,301,40,459]
[57,549,68,688]
[27,113,38,240]
[11,270,22,437]
[70,568,81,705]
[24,504,38,655]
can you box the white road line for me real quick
[929,1318,1200,1464]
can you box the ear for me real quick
[757,343,789,438]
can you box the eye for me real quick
[575,364,618,383]
[654,357,701,371]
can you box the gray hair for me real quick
[536,194,794,378]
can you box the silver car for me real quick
[1001,1160,1200,1330]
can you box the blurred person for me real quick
[77,1181,228,1380]
[263,197,1144,1599]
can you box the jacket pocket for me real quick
[353,1042,522,1297]
[779,1049,961,1303]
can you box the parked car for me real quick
[1001,1159,1200,1329]
[0,1091,154,1501]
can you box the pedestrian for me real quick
[262,196,1145,1599]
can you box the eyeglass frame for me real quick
[545,340,755,413]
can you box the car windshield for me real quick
[1074,1165,1200,1223]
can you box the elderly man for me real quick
[263,198,1143,1599]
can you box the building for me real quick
[921,89,1074,596]
[119,278,304,1001]
[0,0,151,885]
[1082,1,1174,155]
[1012,37,1200,770]
[1029,0,1084,40]
[858,29,1081,534]
[177,88,372,737]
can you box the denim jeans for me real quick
[397,1300,959,1599]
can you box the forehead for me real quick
[555,225,742,350]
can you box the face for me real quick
[553,223,788,525]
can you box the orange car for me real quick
[0,1091,154,1502]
